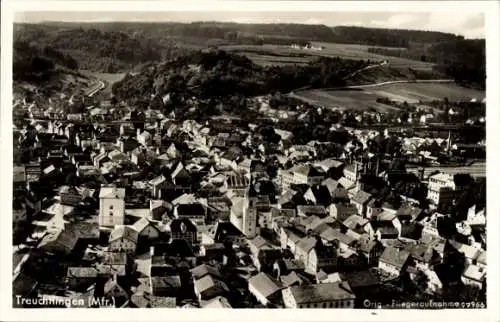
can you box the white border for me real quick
[1,1,499,322]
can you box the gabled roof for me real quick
[109,226,139,243]
[248,272,284,299]
[287,282,355,304]
[296,236,318,254]
[132,217,157,233]
[190,264,222,280]
[194,275,229,294]
[379,246,411,269]
[351,190,372,205]
[99,185,125,199]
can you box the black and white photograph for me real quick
[1,1,499,321]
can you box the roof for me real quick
[132,217,155,233]
[342,214,369,231]
[296,236,318,254]
[190,264,222,280]
[37,229,79,255]
[462,264,486,282]
[280,271,303,287]
[203,296,232,308]
[248,272,284,299]
[151,275,182,292]
[448,240,481,260]
[342,270,380,288]
[379,246,411,269]
[102,251,128,265]
[99,185,126,199]
[287,282,355,304]
[67,267,100,278]
[291,164,324,177]
[109,226,139,243]
[194,275,229,294]
[351,190,372,205]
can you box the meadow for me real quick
[219,42,435,69]
[290,82,485,112]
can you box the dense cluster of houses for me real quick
[12,102,486,308]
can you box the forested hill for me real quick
[15,22,484,88]
[24,21,465,47]
[13,41,78,84]
[111,49,370,102]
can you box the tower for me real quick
[242,198,257,238]
[99,184,126,228]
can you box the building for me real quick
[378,246,411,277]
[229,196,257,238]
[279,164,325,188]
[169,218,197,246]
[282,282,356,308]
[99,185,126,228]
[427,173,470,210]
[248,272,284,306]
[461,264,486,289]
[108,226,139,254]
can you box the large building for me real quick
[427,172,470,210]
[281,282,356,308]
[99,184,126,228]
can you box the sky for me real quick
[15,11,485,39]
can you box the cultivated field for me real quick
[290,89,398,112]
[363,82,485,103]
[219,43,435,69]
[290,82,485,112]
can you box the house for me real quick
[200,243,225,262]
[103,276,129,307]
[303,185,332,206]
[194,275,229,301]
[66,267,100,291]
[378,246,412,277]
[427,173,471,210]
[328,203,358,222]
[108,226,139,254]
[150,199,173,222]
[357,236,384,266]
[350,190,372,217]
[37,229,79,257]
[282,282,356,308]
[191,264,222,281]
[279,164,325,187]
[461,264,486,289]
[99,185,126,228]
[280,227,306,254]
[132,218,161,249]
[405,243,441,269]
[59,185,83,206]
[294,236,319,267]
[273,259,305,279]
[248,272,284,306]
[321,178,349,202]
[168,218,197,246]
[101,251,129,276]
[150,275,182,297]
[307,245,338,274]
[174,203,206,226]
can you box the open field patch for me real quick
[290,89,398,112]
[366,83,485,103]
[220,43,435,70]
[290,82,485,112]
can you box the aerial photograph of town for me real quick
[10,8,488,310]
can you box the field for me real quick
[219,43,435,70]
[290,82,485,112]
[290,88,398,112]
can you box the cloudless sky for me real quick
[15,11,485,39]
